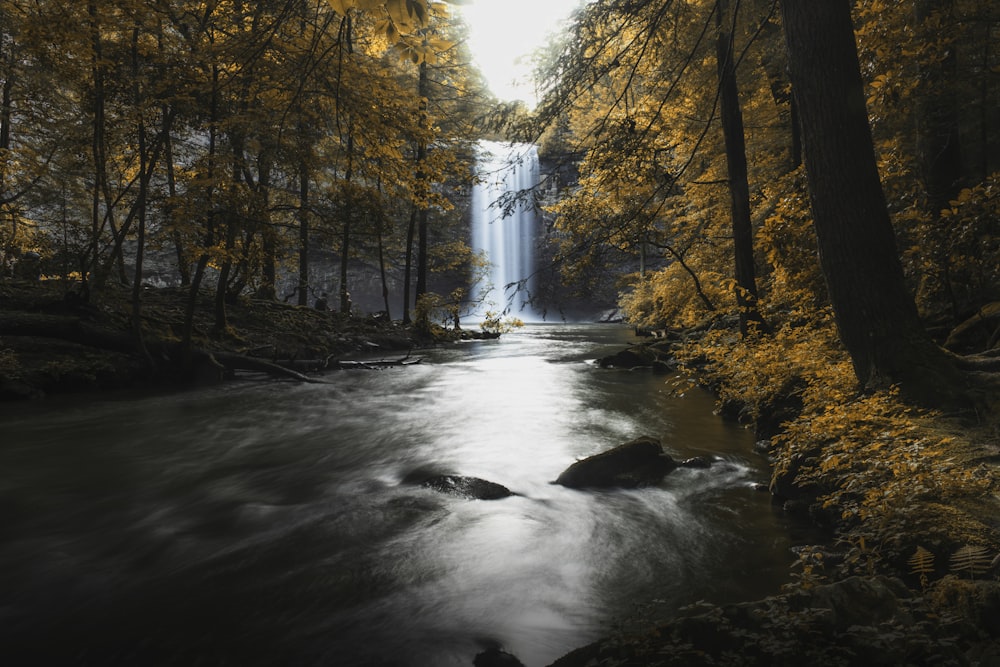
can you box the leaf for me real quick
[907,546,935,575]
[386,0,425,33]
[949,545,992,578]
[328,0,357,15]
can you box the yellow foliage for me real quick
[773,382,999,573]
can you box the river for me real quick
[0,324,798,666]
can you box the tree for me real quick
[779,0,970,403]
[534,0,784,328]
[714,0,766,335]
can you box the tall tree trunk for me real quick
[914,0,965,320]
[377,213,392,318]
[780,0,966,404]
[790,96,802,169]
[914,0,964,217]
[155,20,189,288]
[715,0,767,336]
[256,149,276,300]
[295,1,313,307]
[0,35,11,186]
[298,160,310,306]
[129,26,152,367]
[0,28,14,275]
[414,62,430,312]
[340,130,354,314]
[754,7,800,170]
[87,1,105,300]
[977,9,993,179]
[402,206,416,324]
[213,146,242,333]
[182,64,220,359]
[415,209,428,306]
[163,110,189,286]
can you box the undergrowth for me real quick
[673,315,1000,582]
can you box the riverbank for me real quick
[547,329,1000,666]
[0,281,496,400]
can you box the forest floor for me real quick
[2,281,999,666]
[0,279,491,400]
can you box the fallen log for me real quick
[210,351,330,384]
[330,357,422,370]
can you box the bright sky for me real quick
[456,0,585,107]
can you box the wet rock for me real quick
[473,647,525,667]
[414,474,515,500]
[597,347,652,369]
[555,436,678,489]
[597,343,676,372]
[679,456,712,469]
[597,308,624,323]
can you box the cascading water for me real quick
[470,140,541,321]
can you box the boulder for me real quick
[597,344,676,373]
[416,474,515,500]
[555,436,678,489]
[597,347,654,369]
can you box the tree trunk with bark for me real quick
[413,62,430,318]
[780,0,970,405]
[298,160,310,307]
[716,0,767,336]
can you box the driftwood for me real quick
[209,351,331,384]
[272,355,419,372]
[331,357,422,370]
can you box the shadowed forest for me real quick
[2,0,1000,665]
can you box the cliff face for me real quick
[531,151,628,322]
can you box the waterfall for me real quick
[470,140,541,322]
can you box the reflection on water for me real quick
[0,324,796,666]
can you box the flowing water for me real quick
[0,324,798,666]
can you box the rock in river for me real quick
[410,474,515,500]
[555,436,678,489]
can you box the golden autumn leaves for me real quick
[328,0,454,64]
